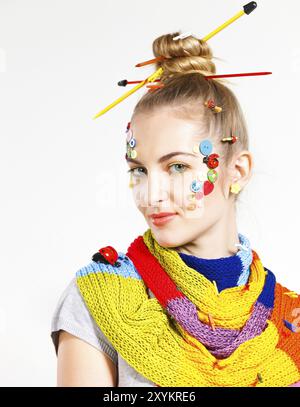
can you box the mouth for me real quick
[149,212,178,226]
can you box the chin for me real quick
[150,228,182,248]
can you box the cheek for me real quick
[132,179,146,210]
[171,168,208,209]
[129,165,222,213]
[171,172,195,206]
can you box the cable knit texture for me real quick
[76,229,300,387]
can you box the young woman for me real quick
[51,32,300,387]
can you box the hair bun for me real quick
[152,32,216,80]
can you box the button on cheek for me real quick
[204,180,214,195]
[199,140,213,156]
[129,138,136,148]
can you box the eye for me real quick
[169,163,189,174]
[127,163,189,177]
[127,167,146,176]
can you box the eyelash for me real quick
[127,163,190,176]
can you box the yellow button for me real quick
[130,149,137,159]
[193,144,199,154]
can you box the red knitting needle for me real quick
[204,72,272,79]
[117,72,272,87]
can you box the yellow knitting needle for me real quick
[203,9,247,42]
[93,68,163,119]
[93,2,258,119]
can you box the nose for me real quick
[147,170,170,206]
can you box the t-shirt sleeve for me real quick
[50,276,118,366]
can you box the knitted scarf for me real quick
[76,229,300,387]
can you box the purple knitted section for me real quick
[214,302,273,358]
[167,297,272,358]
[167,297,239,346]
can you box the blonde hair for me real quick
[131,32,249,168]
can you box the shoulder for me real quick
[75,251,142,280]
[51,276,118,364]
[51,276,79,315]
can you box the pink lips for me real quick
[150,212,178,226]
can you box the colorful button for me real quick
[187,202,197,210]
[203,180,214,195]
[199,140,213,156]
[190,180,203,193]
[129,137,136,148]
[188,194,196,201]
[207,169,218,183]
[130,149,137,159]
[205,99,216,109]
[195,191,203,200]
[207,153,219,169]
[193,144,199,154]
[230,183,241,194]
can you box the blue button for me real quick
[129,138,136,148]
[190,180,203,193]
[199,140,213,156]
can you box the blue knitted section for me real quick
[178,233,252,293]
[76,252,141,280]
[236,234,252,285]
[257,267,276,308]
[283,319,298,333]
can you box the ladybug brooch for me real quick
[203,153,219,169]
[92,245,121,267]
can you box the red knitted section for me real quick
[126,235,184,308]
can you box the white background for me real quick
[0,0,299,386]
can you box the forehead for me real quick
[126,112,216,167]
[131,110,206,149]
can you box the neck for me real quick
[174,205,239,259]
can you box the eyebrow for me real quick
[126,152,197,165]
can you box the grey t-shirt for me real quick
[50,277,156,387]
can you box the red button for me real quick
[204,181,214,195]
[207,153,219,169]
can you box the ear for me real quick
[226,150,253,194]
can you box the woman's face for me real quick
[126,108,236,248]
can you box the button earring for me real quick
[230,182,241,194]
